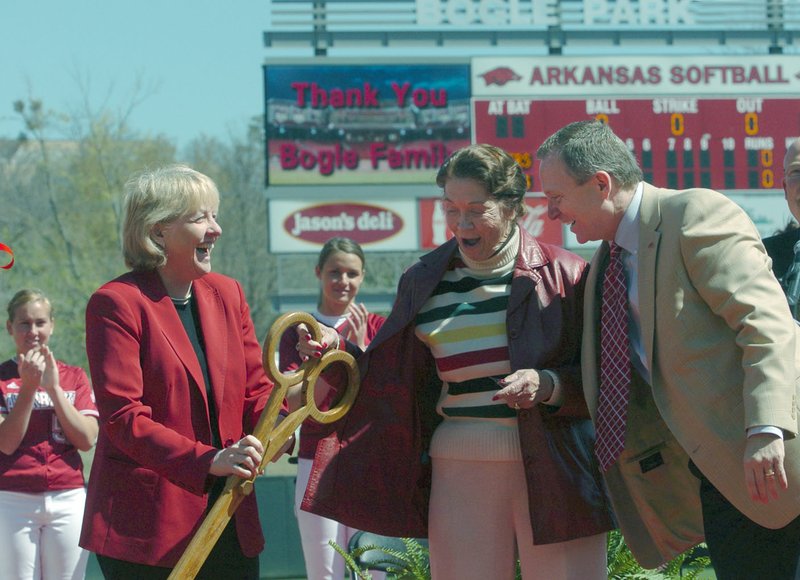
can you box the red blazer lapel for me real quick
[138,270,208,403]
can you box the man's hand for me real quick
[744,433,788,504]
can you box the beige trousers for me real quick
[428,457,607,580]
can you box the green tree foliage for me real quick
[0,97,277,371]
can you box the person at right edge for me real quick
[763,137,800,319]
[538,119,800,579]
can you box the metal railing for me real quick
[263,0,799,55]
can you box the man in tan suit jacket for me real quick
[537,120,800,579]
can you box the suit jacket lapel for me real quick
[638,184,662,375]
[583,242,608,417]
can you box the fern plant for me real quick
[329,540,375,580]
[333,530,712,579]
[330,536,431,580]
[607,530,711,579]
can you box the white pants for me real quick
[295,458,386,580]
[0,488,89,580]
[429,457,607,580]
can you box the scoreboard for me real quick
[472,97,800,193]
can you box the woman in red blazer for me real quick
[80,165,280,579]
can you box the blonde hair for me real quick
[122,164,220,271]
[6,289,53,323]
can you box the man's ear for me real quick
[595,171,613,196]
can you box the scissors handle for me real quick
[168,312,360,579]
[259,312,360,447]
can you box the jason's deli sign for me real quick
[287,203,401,242]
[269,200,418,252]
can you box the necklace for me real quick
[171,293,192,306]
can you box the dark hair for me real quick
[536,120,643,190]
[7,289,53,323]
[436,144,527,219]
[317,237,366,271]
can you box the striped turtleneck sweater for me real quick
[415,226,522,462]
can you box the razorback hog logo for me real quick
[480,67,522,86]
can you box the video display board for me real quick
[264,63,471,185]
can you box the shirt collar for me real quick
[614,181,643,255]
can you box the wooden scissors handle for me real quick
[261,311,360,460]
[168,312,360,579]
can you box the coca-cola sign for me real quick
[281,202,405,246]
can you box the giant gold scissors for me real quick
[168,311,360,579]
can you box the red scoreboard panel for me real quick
[472,98,800,193]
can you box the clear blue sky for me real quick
[0,0,275,148]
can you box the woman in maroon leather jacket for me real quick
[299,145,614,580]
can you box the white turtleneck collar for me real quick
[459,224,519,273]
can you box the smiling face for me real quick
[539,155,618,244]
[7,300,54,356]
[784,140,800,223]
[316,250,365,316]
[155,205,221,296]
[442,177,516,262]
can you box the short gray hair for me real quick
[537,120,642,190]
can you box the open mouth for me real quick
[196,243,214,258]
[461,237,480,247]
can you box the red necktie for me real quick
[595,242,632,472]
